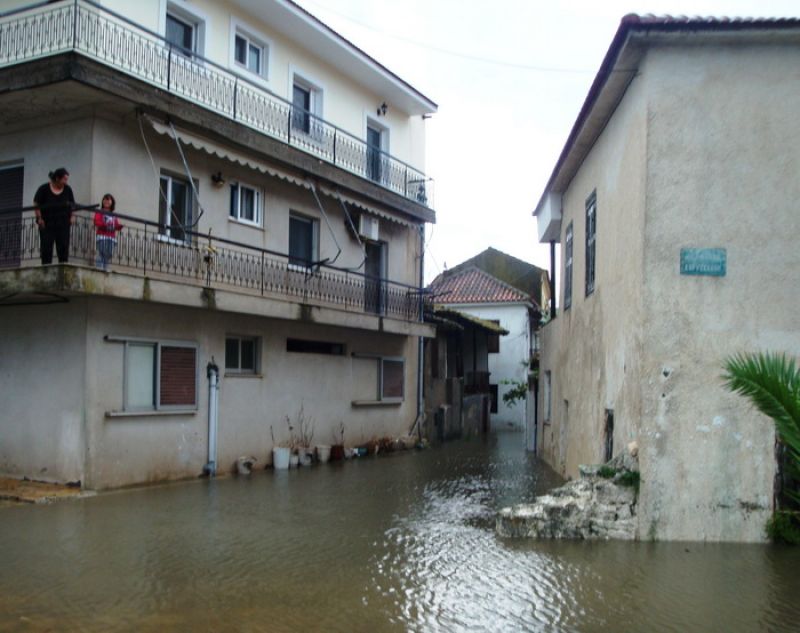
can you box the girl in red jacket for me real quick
[94,194,122,271]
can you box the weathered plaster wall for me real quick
[636,44,800,542]
[84,296,419,489]
[537,73,649,479]
[0,298,88,484]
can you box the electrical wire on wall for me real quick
[136,112,204,234]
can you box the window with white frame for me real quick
[564,222,573,309]
[165,3,205,56]
[544,370,552,421]
[159,172,194,244]
[225,336,259,374]
[288,212,318,268]
[380,357,404,401]
[229,182,261,225]
[585,191,596,296]
[123,340,198,411]
[291,74,322,136]
[233,29,267,77]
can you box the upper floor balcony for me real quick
[0,0,434,209]
[0,207,428,332]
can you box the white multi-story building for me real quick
[0,0,436,489]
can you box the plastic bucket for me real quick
[316,445,331,463]
[272,447,291,470]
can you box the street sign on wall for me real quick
[680,248,726,277]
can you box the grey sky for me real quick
[294,0,799,281]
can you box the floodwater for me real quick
[1,433,799,632]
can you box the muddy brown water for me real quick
[1,432,798,632]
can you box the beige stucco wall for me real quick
[538,42,800,542]
[84,297,419,488]
[635,44,800,542]
[0,299,88,484]
[537,69,649,479]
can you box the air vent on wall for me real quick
[358,215,379,241]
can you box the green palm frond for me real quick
[722,352,800,461]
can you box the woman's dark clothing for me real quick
[34,183,75,264]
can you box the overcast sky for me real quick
[294,0,798,282]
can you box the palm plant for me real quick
[723,352,800,543]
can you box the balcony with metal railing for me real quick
[0,207,425,324]
[0,0,433,208]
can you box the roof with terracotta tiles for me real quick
[428,266,531,305]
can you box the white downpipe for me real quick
[205,359,220,477]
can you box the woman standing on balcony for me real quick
[33,168,75,264]
[94,194,122,271]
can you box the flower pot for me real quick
[272,447,291,470]
[289,453,299,468]
[297,447,313,467]
[316,445,331,463]
[330,445,345,461]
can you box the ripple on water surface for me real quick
[1,432,799,632]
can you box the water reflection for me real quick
[1,431,798,632]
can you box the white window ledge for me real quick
[106,409,197,418]
[351,400,402,407]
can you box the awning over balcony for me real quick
[147,117,417,228]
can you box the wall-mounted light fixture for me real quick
[211,171,225,188]
[376,102,388,117]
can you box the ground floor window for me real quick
[286,338,344,355]
[226,336,259,374]
[123,340,197,411]
[380,357,404,401]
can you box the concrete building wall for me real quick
[447,303,530,431]
[0,118,94,213]
[634,45,800,542]
[92,0,426,169]
[0,299,88,484]
[82,296,419,489]
[89,116,420,286]
[536,68,649,478]
[537,43,800,542]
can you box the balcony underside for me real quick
[0,54,434,224]
[0,265,435,338]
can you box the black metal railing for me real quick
[0,0,433,207]
[0,207,423,321]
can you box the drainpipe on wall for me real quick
[416,223,426,441]
[204,358,220,477]
[549,240,557,320]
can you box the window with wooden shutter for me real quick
[160,346,197,407]
[0,164,23,268]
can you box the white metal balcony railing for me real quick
[0,208,425,322]
[0,0,433,207]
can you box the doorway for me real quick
[364,241,386,314]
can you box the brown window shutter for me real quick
[160,346,197,406]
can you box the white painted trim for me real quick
[272,0,437,113]
[164,0,209,57]
[229,16,273,85]
[364,113,391,154]
[228,180,263,227]
[288,64,326,118]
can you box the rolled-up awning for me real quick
[146,117,311,190]
[146,116,420,228]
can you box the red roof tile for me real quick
[428,267,531,305]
